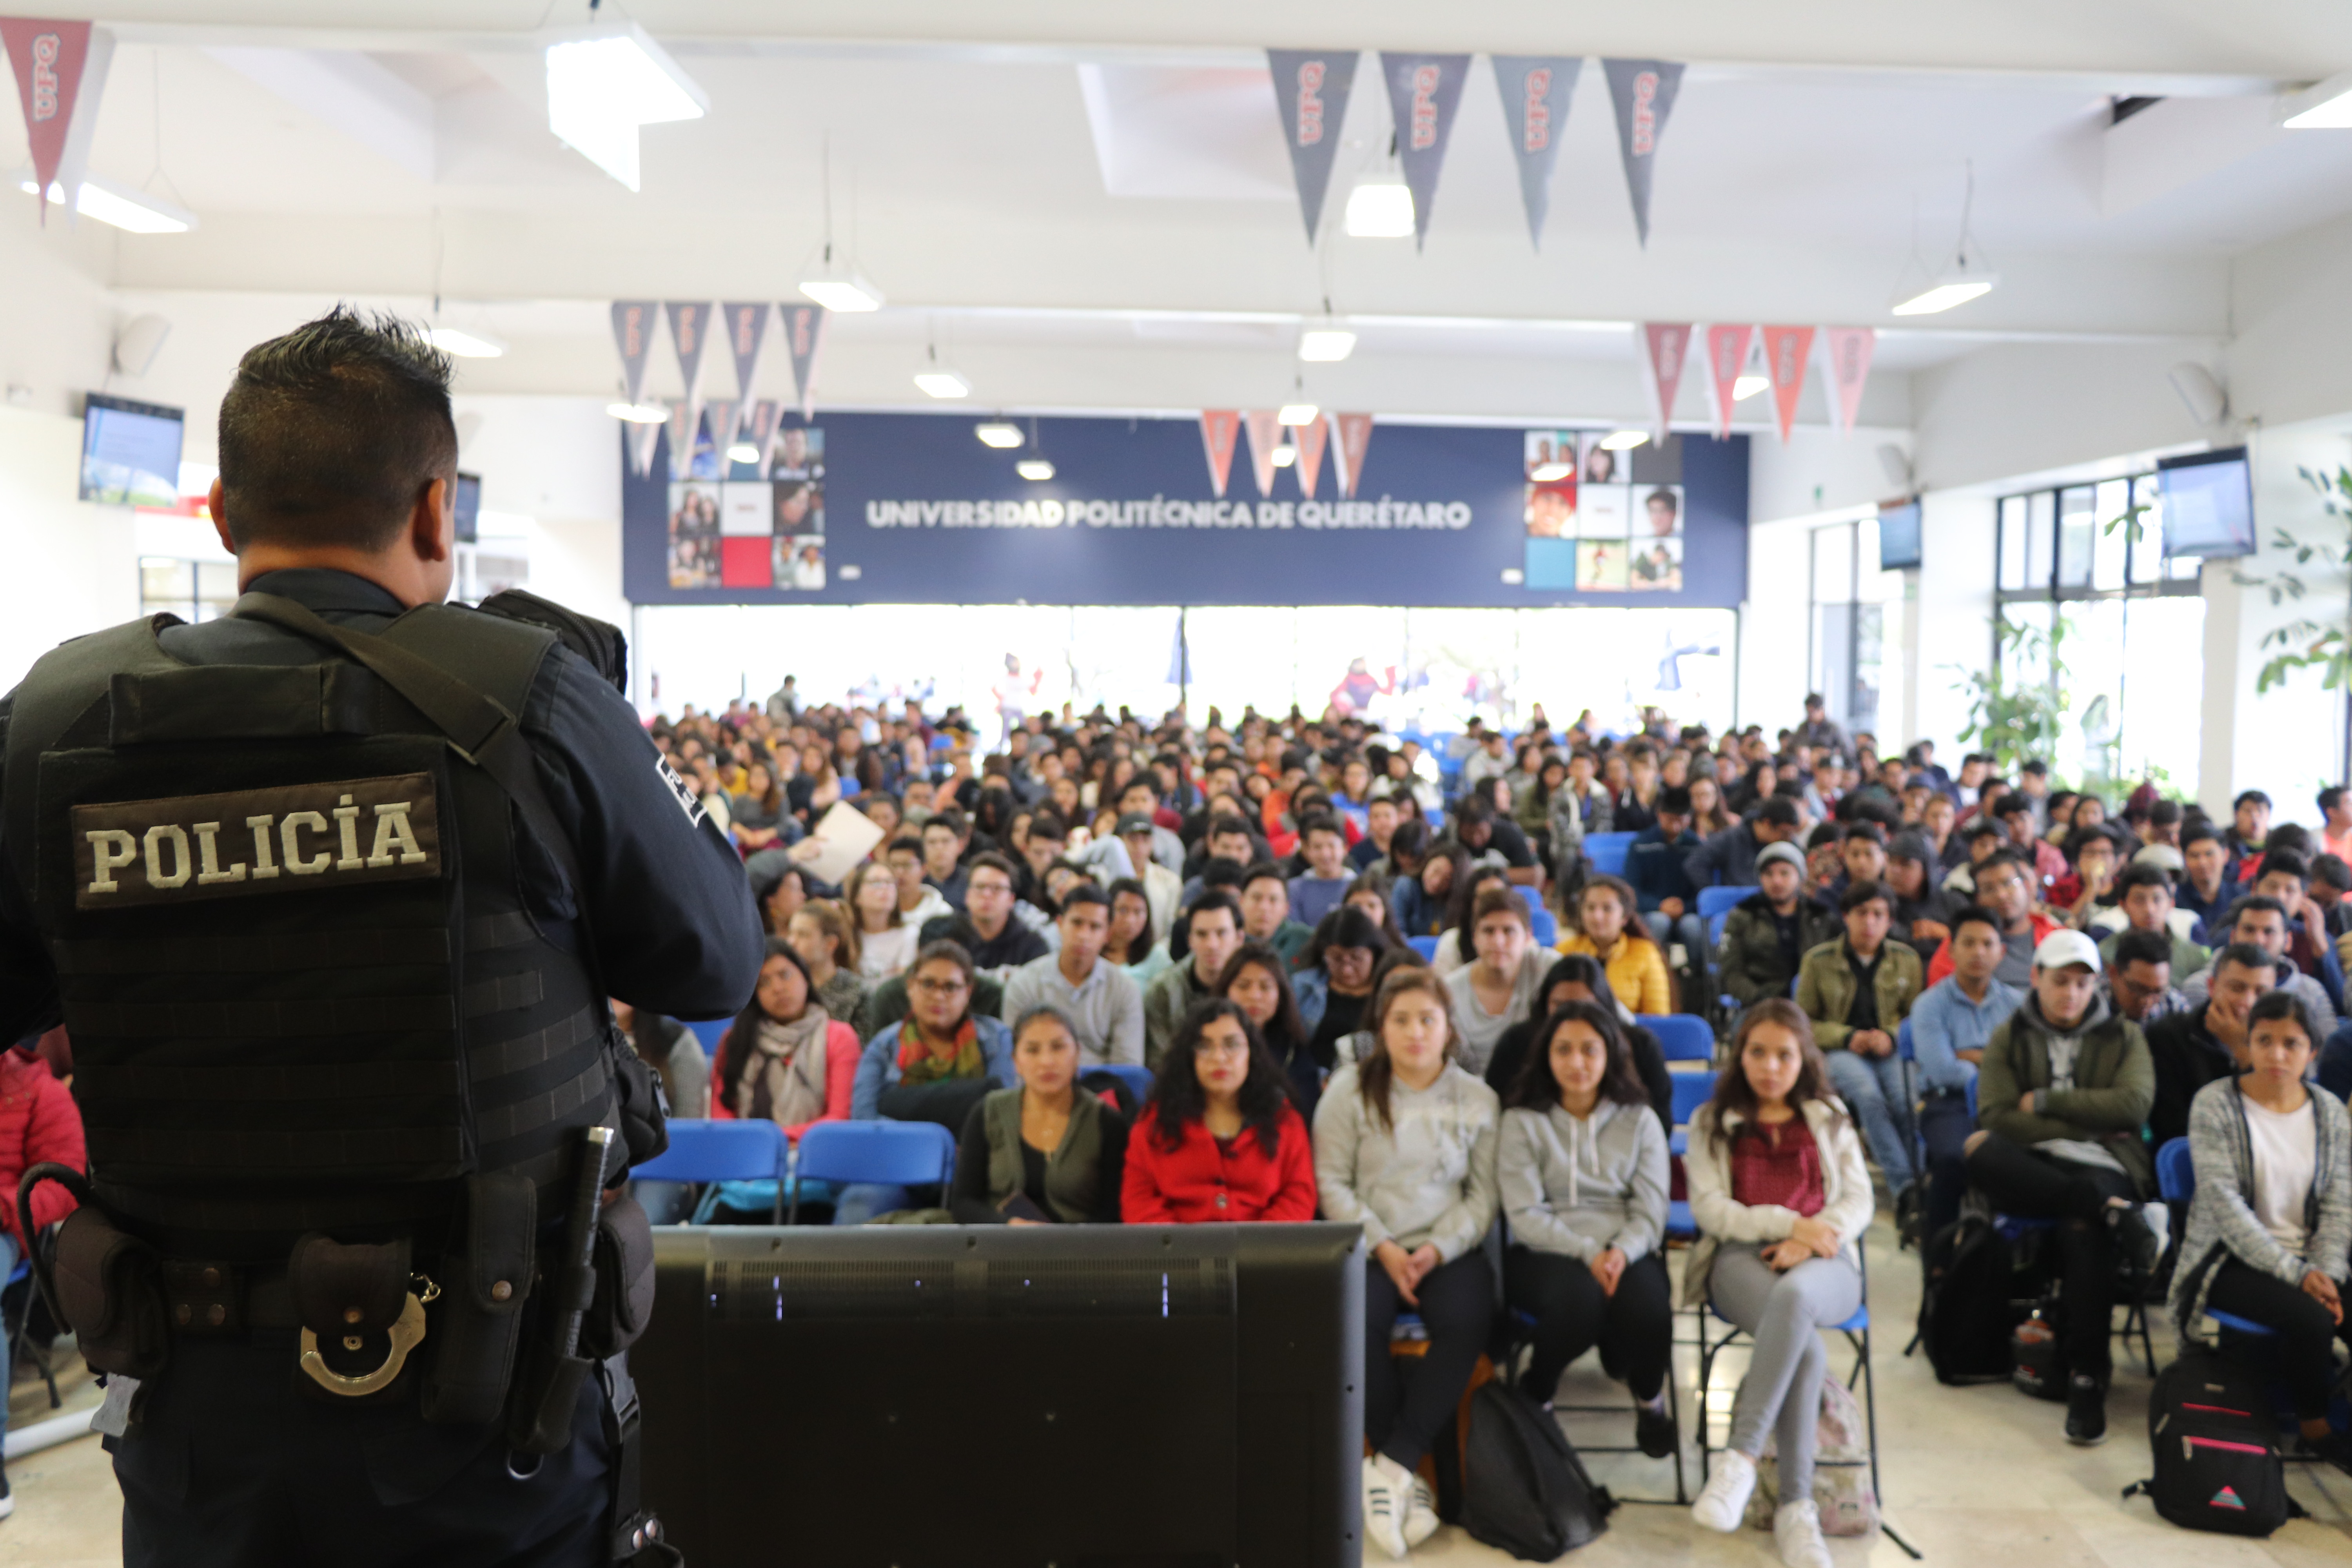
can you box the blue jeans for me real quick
[0,1230,14,1443]
[1824,1047,1917,1194]
[1644,911,1706,963]
[1918,1091,1976,1237]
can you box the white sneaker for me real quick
[1362,1456,1410,1559]
[1691,1448,1756,1533]
[1402,1470,1440,1547]
[1774,1499,1834,1568]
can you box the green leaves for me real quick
[2245,464,2352,693]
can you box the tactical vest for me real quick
[5,602,616,1262]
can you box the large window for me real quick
[1993,475,2202,793]
[138,557,239,624]
[1808,514,1904,751]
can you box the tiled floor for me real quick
[8,1214,2351,1564]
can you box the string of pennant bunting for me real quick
[1197,410,1372,499]
[1639,322,1879,441]
[1269,51,1683,249]
[611,299,829,478]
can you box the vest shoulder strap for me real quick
[5,616,183,898]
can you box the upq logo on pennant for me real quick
[71,773,442,909]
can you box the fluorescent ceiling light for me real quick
[798,273,885,312]
[606,401,669,423]
[1344,178,1415,239]
[915,370,971,399]
[17,169,195,234]
[726,442,760,464]
[1599,430,1649,451]
[426,326,506,359]
[2283,70,2352,128]
[1271,443,1298,468]
[1298,328,1357,363]
[1016,459,1055,481]
[975,422,1024,448]
[1891,277,1996,316]
[1278,403,1320,426]
[1732,374,1769,401]
[544,26,708,192]
[1530,461,1573,482]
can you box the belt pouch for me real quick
[420,1174,537,1425]
[288,1232,414,1402]
[579,1191,654,1359]
[52,1207,169,1378]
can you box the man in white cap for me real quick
[1962,928,2159,1450]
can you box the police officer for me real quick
[0,308,762,1565]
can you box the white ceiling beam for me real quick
[2101,96,2287,216]
[204,46,436,180]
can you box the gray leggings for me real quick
[1708,1243,1862,1502]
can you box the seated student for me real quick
[787,899,869,1031]
[1719,841,1841,1007]
[1628,784,1707,972]
[851,940,1016,1125]
[1385,825,1448,933]
[1908,905,2025,1238]
[2047,828,2122,925]
[1454,792,1543,887]
[1482,955,1674,1133]
[1557,874,1675,1016]
[1824,821,1888,902]
[1294,906,1386,1061]
[1181,814,1262,893]
[948,1005,1130,1225]
[1498,1002,1676,1454]
[1001,883,1145,1069]
[1444,886,1553,1077]
[2176,823,2237,941]
[1104,876,1173,986]
[2251,848,2347,1004]
[2145,940,2273,1148]
[713,939,860,1138]
[1353,792,1403,873]
[918,809,970,909]
[2093,862,2210,978]
[1143,891,1248,1067]
[957,850,1052,974]
[846,860,920,981]
[746,850,811,936]
[1683,793,1804,890]
[1216,941,1323,1115]
[1239,860,1317,967]
[886,833,955,932]
[1122,998,1317,1223]
[1315,968,1502,1561]
[1287,813,1359,928]
[2104,926,2189,1026]
[1884,831,1956,965]
[1431,864,1514,976]
[2182,897,2340,1038]
[1927,849,2060,987]
[1344,871,1409,952]
[1964,929,2159,1446]
[2170,991,2352,1475]
[1797,878,1927,1235]
[1685,1000,1873,1568]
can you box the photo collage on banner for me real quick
[1520,430,1684,593]
[668,417,827,590]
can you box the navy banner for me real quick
[622,410,1747,610]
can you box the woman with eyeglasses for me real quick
[1120,998,1316,1225]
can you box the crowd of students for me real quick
[634,684,2352,1563]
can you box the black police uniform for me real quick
[0,568,763,1566]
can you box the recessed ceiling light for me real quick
[1016,459,1055,481]
[1344,178,1414,239]
[1732,374,1770,401]
[975,422,1024,448]
[1599,430,1649,452]
[606,401,669,423]
[427,326,506,359]
[726,441,760,464]
[1271,443,1298,468]
[1530,461,1573,482]
[16,169,196,234]
[1891,277,1997,316]
[1299,328,1357,363]
[544,27,708,191]
[915,370,971,399]
[1278,403,1320,426]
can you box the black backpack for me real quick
[1918,1217,2017,1384]
[1458,1383,1616,1560]
[2126,1350,2301,1536]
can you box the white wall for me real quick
[0,408,143,692]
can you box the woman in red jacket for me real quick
[2,1040,83,1518]
[1123,998,1317,1223]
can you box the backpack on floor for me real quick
[1458,1383,1616,1560]
[1744,1372,1880,1536]
[2125,1350,2301,1537]
[1918,1216,2017,1385]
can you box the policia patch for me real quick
[71,772,441,909]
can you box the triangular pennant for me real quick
[1760,325,1815,443]
[1378,53,1471,249]
[1242,410,1282,498]
[1330,413,1374,499]
[610,300,658,407]
[1293,415,1330,499]
[624,416,663,480]
[744,399,781,466]
[664,301,713,406]
[1265,49,1360,244]
[1199,411,1241,498]
[664,401,695,482]
[1602,60,1684,247]
[722,301,769,400]
[702,398,739,463]
[1,20,107,228]
[1638,323,1693,441]
[780,303,826,420]
[1820,327,1877,436]
[1491,56,1580,249]
[1701,325,1756,440]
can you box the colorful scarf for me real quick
[895,1015,982,1085]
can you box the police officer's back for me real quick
[0,309,763,1566]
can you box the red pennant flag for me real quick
[2,19,105,227]
[1701,325,1754,440]
[1760,325,1815,443]
[1330,413,1375,499]
[1242,411,1281,498]
[1638,323,1692,441]
[1820,327,1876,436]
[1293,416,1330,499]
[1199,411,1241,498]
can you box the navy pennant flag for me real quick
[1379,53,1470,249]
[722,301,769,400]
[780,303,827,420]
[1491,57,1580,249]
[663,301,713,399]
[610,300,657,407]
[1265,49,1359,245]
[1602,60,1684,247]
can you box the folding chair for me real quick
[2154,1138,2274,1340]
[1666,1068,1717,1159]
[1584,833,1637,877]
[1497,1295,1689,1505]
[1408,935,1440,960]
[790,1120,958,1222]
[628,1117,789,1221]
[1088,1062,1156,1106]
[1979,1125,2160,1378]
[1695,886,1751,924]
[683,1017,730,1057]
[1641,1014,1715,1064]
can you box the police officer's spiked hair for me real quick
[217,305,457,552]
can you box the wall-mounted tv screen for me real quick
[1878,499,1923,571]
[454,472,481,543]
[79,393,184,508]
[2158,446,2256,558]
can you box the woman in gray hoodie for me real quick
[1497,1000,1674,1457]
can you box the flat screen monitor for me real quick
[454,472,481,543]
[2158,446,2255,558]
[79,393,183,508]
[1877,499,1923,571]
[634,1223,1365,1567]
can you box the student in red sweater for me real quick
[1,1040,84,1517]
[1122,999,1317,1223]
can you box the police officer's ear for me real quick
[409,474,456,565]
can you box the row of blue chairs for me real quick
[632,1118,958,1223]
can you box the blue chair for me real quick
[790,1120,958,1222]
[1695,885,1751,922]
[1091,1062,1156,1107]
[684,1016,730,1057]
[1584,832,1637,877]
[630,1118,789,1221]
[2155,1137,2274,1339]
[1513,884,1545,920]
[1641,1014,1715,1063]
[1667,1069,1717,1157]
[1530,908,1558,946]
[1408,935,1439,960]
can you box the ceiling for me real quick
[5,4,2351,425]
